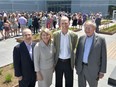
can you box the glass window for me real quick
[47,1,71,12]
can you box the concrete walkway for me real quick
[0,24,116,87]
[0,37,18,67]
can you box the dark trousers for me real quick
[53,21,57,29]
[19,79,36,87]
[33,26,38,34]
[55,59,73,87]
[28,25,32,30]
[96,25,99,33]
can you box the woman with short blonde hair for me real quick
[34,28,55,87]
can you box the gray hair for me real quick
[83,20,96,29]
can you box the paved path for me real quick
[0,38,18,67]
[0,24,116,87]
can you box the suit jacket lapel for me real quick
[31,42,35,61]
[89,34,98,55]
[57,31,61,53]
[82,36,86,59]
[69,31,72,51]
[22,42,32,61]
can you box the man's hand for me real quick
[36,71,43,81]
[98,72,104,79]
[17,76,23,81]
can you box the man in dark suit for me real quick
[95,14,101,33]
[13,28,36,87]
[32,13,40,34]
[75,20,107,87]
[53,16,78,87]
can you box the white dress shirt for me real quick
[24,42,32,60]
[59,32,71,59]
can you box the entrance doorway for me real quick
[47,1,71,13]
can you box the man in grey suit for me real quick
[75,20,107,87]
[53,16,78,87]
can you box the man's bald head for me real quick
[23,28,32,44]
[61,16,69,22]
[60,16,70,34]
[23,28,32,36]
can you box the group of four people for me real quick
[13,16,107,87]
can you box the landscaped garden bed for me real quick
[101,20,113,25]
[0,64,18,87]
[99,24,116,35]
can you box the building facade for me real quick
[71,0,109,14]
[0,0,116,15]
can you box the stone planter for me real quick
[15,38,23,43]
[15,33,40,43]
[99,31,116,35]
[72,29,82,32]
[12,84,19,87]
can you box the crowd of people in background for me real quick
[0,11,102,40]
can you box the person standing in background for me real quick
[0,15,4,39]
[18,14,27,34]
[95,13,101,33]
[32,12,40,34]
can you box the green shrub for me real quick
[4,73,12,83]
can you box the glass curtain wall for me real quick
[47,0,71,13]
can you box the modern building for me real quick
[0,0,116,15]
